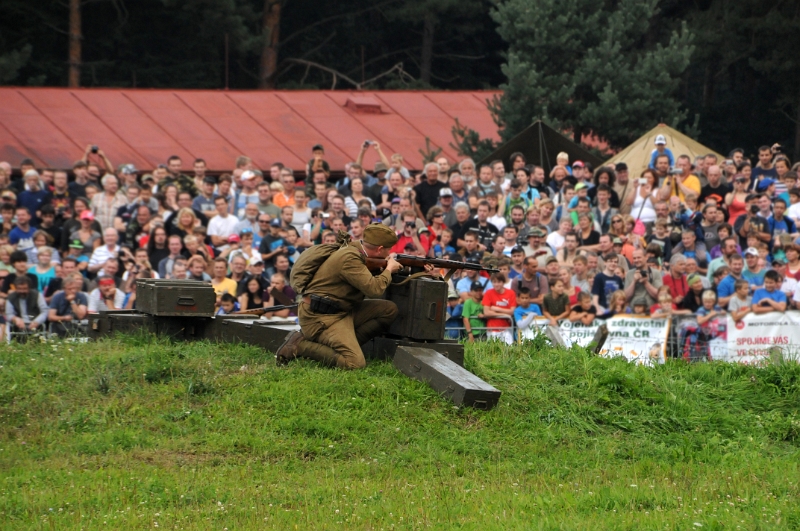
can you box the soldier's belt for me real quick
[304,294,343,315]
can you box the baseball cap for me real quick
[527,228,545,237]
[69,239,84,249]
[417,226,430,235]
[141,174,155,184]
[250,255,264,265]
[545,256,559,265]
[1,191,16,201]
[120,163,137,175]
[465,252,483,264]
[744,247,759,256]
[612,237,623,245]
[470,281,485,292]
[270,219,282,228]
[511,245,525,254]
[391,197,402,204]
[241,170,256,181]
[80,211,95,221]
[756,178,775,192]
[572,161,584,168]
[203,176,216,185]
[655,134,666,145]
[228,234,241,243]
[239,227,253,235]
[575,182,588,191]
[439,187,453,197]
[615,162,628,172]
[772,257,787,266]
[447,288,459,300]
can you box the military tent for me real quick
[606,123,724,177]
[478,120,605,175]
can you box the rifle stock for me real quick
[365,254,498,274]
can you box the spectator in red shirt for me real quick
[482,272,517,344]
[390,210,429,255]
[662,254,689,306]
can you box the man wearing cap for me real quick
[437,187,457,226]
[742,247,766,289]
[522,228,555,268]
[276,224,403,369]
[235,170,260,216]
[649,134,675,170]
[612,162,635,216]
[193,176,218,220]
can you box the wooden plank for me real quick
[393,346,501,410]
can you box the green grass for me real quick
[1,333,799,530]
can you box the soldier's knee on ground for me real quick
[338,355,367,370]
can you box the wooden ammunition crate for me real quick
[136,279,216,317]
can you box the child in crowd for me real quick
[696,290,724,325]
[513,287,542,334]
[482,272,517,343]
[646,220,673,260]
[598,290,630,319]
[216,293,240,315]
[444,291,463,340]
[462,281,486,343]
[568,291,597,325]
[751,270,788,314]
[543,277,570,326]
[631,297,649,316]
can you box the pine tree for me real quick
[491,0,695,149]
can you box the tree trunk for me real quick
[258,0,281,89]
[68,0,81,87]
[420,12,435,84]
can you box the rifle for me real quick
[236,304,297,316]
[365,254,499,276]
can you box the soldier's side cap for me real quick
[363,224,398,248]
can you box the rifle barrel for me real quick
[366,254,498,273]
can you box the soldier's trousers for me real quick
[298,299,398,369]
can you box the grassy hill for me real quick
[1,334,799,530]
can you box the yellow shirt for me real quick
[666,174,701,202]
[212,277,239,296]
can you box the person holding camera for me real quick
[658,154,701,203]
[390,211,429,256]
[623,248,662,307]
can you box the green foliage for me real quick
[0,44,31,84]
[418,137,443,164]
[491,0,695,149]
[1,336,799,528]
[450,117,498,161]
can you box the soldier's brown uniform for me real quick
[296,241,398,369]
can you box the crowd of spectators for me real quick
[1,137,798,343]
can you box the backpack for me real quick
[289,232,351,294]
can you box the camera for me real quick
[363,140,373,148]
[638,178,648,185]
[91,145,98,154]
[668,167,683,175]
[750,204,759,215]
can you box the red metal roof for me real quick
[0,88,501,173]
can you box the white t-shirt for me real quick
[87,288,126,312]
[207,214,240,240]
[787,202,800,224]
[546,231,566,250]
[488,214,506,231]
[89,245,119,269]
[781,277,798,299]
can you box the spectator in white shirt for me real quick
[87,277,126,312]
[207,196,240,249]
[88,228,120,273]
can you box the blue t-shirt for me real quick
[717,275,740,299]
[751,288,786,307]
[591,272,624,309]
[28,265,56,292]
[649,147,675,169]
[514,304,542,321]
[9,226,36,256]
[17,190,50,224]
[742,268,766,289]
[456,275,487,295]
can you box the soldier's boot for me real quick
[275,331,304,365]
[355,319,388,346]
[296,340,339,367]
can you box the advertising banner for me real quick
[714,311,800,365]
